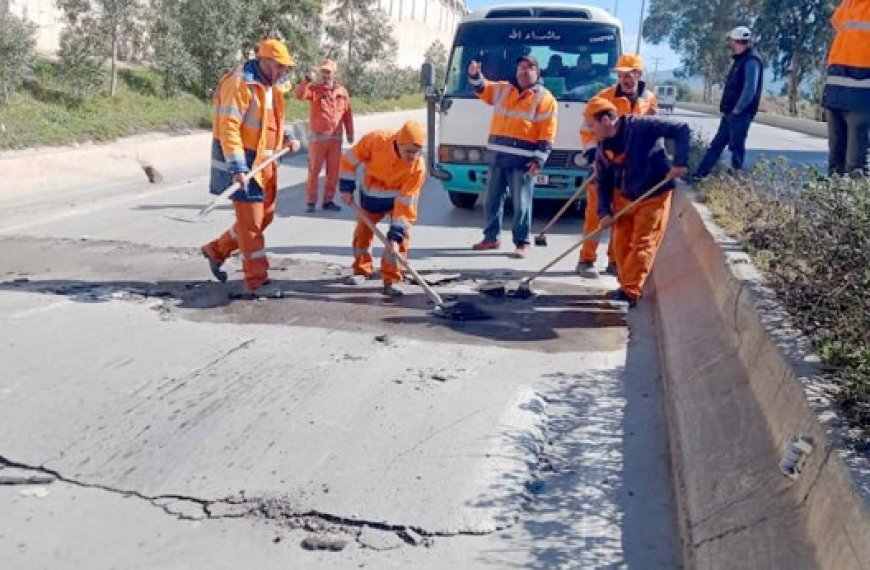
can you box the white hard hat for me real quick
[728,26,752,41]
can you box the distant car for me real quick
[655,84,678,113]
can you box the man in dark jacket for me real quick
[584,97,690,307]
[694,26,764,179]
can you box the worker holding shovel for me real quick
[583,97,690,307]
[339,121,427,298]
[200,39,302,297]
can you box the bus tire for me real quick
[448,191,478,209]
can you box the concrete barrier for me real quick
[651,188,869,569]
[677,102,828,138]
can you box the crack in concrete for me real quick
[691,515,770,549]
[799,445,832,507]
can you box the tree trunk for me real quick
[788,64,801,117]
[110,27,118,97]
[347,9,355,71]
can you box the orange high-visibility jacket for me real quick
[339,130,427,241]
[470,74,557,168]
[210,60,293,201]
[823,0,870,112]
[295,80,354,142]
[580,82,658,150]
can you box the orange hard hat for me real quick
[613,53,644,72]
[583,97,618,121]
[319,59,337,72]
[257,39,295,67]
[396,121,426,146]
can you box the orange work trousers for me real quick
[202,165,277,291]
[579,182,615,264]
[306,139,342,205]
[352,209,409,285]
[610,190,672,300]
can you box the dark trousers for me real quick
[696,113,754,177]
[826,107,870,176]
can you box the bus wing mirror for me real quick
[420,62,435,88]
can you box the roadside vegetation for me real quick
[697,162,870,441]
[0,1,438,150]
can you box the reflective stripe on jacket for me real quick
[339,130,427,241]
[210,60,294,202]
[470,74,557,169]
[823,0,870,112]
[295,80,354,139]
[580,82,658,150]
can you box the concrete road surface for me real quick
[0,106,824,569]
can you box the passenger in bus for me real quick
[543,55,567,78]
[467,55,558,258]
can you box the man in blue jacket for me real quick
[694,26,764,179]
[583,97,690,307]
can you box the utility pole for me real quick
[614,0,619,16]
[650,56,663,83]
[635,0,646,54]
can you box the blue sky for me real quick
[463,0,683,71]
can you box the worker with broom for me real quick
[338,121,427,298]
[200,39,302,297]
[577,53,658,279]
[583,97,690,307]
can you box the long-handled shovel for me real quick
[167,148,291,223]
[348,200,489,321]
[482,175,674,299]
[533,172,597,247]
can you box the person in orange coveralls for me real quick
[296,58,355,212]
[200,39,301,296]
[338,121,427,297]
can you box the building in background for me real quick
[373,0,468,67]
[1,0,64,55]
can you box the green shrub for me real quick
[119,68,161,97]
[0,13,37,104]
[57,29,106,100]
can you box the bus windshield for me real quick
[445,21,620,102]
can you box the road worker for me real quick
[583,97,690,307]
[823,0,870,176]
[295,58,355,211]
[577,53,658,279]
[468,55,558,258]
[339,121,427,297]
[200,39,301,297]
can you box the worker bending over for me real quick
[339,121,427,297]
[583,97,690,307]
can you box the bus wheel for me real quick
[448,191,478,209]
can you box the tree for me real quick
[0,13,37,104]
[754,0,835,116]
[249,0,323,68]
[56,0,144,97]
[325,0,396,76]
[644,0,757,102]
[424,40,448,86]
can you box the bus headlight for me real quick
[467,148,482,162]
[452,148,468,161]
[572,152,588,167]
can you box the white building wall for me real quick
[3,0,64,55]
[372,0,467,68]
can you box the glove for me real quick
[583,147,597,164]
[386,226,405,245]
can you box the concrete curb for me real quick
[651,187,869,569]
[677,102,828,138]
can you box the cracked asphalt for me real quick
[0,109,756,569]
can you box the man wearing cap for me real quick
[468,55,558,258]
[200,39,301,297]
[584,97,691,308]
[296,59,355,212]
[577,53,658,279]
[339,121,427,297]
[822,0,870,176]
[694,26,764,179]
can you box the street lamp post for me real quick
[635,0,646,54]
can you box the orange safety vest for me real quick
[471,75,557,166]
[295,80,354,142]
[823,0,870,112]
[580,82,658,150]
[339,130,427,237]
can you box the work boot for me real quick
[604,261,618,276]
[382,283,405,298]
[606,288,637,308]
[344,274,369,286]
[245,281,284,300]
[513,244,530,259]
[322,202,341,212]
[305,203,316,213]
[201,246,228,283]
[472,239,501,251]
[575,261,598,278]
